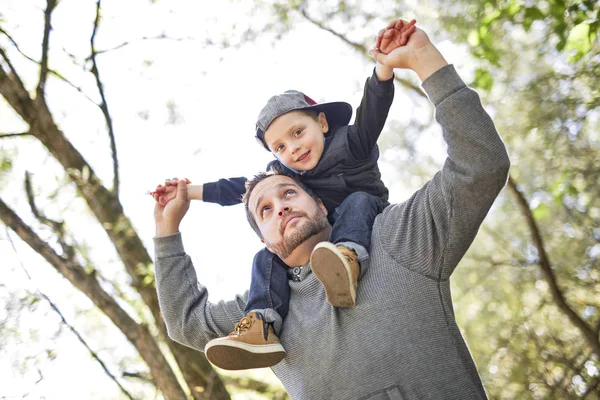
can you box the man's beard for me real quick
[265,207,328,260]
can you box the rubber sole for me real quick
[205,340,285,370]
[310,242,356,308]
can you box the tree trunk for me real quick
[0,55,230,399]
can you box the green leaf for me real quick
[482,10,502,25]
[532,203,549,221]
[565,23,591,62]
[468,30,480,46]
[474,68,494,91]
[523,7,545,31]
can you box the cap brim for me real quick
[299,101,352,129]
[255,101,352,151]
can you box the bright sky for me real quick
[0,0,471,398]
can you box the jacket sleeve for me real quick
[346,67,395,160]
[202,177,248,206]
[377,65,510,280]
[154,233,246,350]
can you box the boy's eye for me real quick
[275,144,284,153]
[293,129,302,137]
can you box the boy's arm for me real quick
[372,34,510,279]
[154,178,247,206]
[202,177,247,206]
[201,160,284,205]
[346,66,395,160]
[346,20,416,160]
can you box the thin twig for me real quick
[24,171,75,261]
[90,0,119,198]
[0,29,98,106]
[90,34,195,57]
[37,0,58,97]
[5,228,136,400]
[0,132,32,139]
[507,175,600,358]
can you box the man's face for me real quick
[263,111,329,171]
[249,175,328,260]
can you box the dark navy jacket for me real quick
[203,68,394,214]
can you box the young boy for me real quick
[152,20,416,371]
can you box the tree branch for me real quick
[90,34,195,57]
[1,28,98,106]
[90,0,119,198]
[0,132,32,139]
[1,50,229,399]
[507,175,600,358]
[24,171,75,261]
[37,0,57,97]
[5,228,135,400]
[0,197,188,399]
[298,8,426,98]
[0,47,34,118]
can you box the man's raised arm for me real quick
[153,180,246,350]
[370,29,510,280]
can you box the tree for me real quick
[2,0,598,398]
[0,1,252,399]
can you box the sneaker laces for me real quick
[338,246,358,263]
[230,317,252,336]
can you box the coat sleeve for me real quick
[154,233,247,350]
[377,65,510,280]
[346,67,395,160]
[202,177,248,206]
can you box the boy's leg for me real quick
[244,248,290,331]
[205,249,289,370]
[330,191,383,266]
[310,192,383,307]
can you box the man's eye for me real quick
[284,189,296,198]
[261,206,271,216]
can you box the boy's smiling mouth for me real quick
[296,150,311,163]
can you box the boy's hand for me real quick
[370,25,448,81]
[375,19,416,55]
[151,178,191,206]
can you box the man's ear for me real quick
[262,239,274,253]
[318,199,328,215]
[318,112,329,134]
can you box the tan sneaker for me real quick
[204,312,285,370]
[310,242,360,308]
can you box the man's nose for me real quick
[277,205,291,217]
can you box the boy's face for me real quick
[263,111,329,171]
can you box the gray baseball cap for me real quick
[255,90,352,150]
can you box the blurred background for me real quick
[0,0,598,399]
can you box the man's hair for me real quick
[243,166,321,238]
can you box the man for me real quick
[153,25,510,399]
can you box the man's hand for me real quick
[154,179,191,237]
[370,25,448,82]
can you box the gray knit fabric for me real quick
[154,65,510,400]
